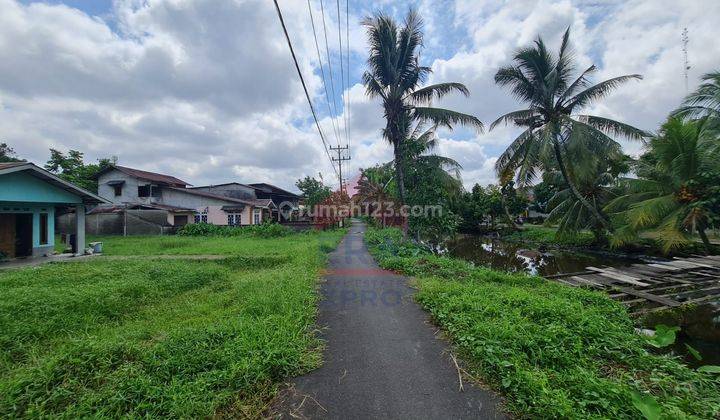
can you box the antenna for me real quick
[682,27,690,92]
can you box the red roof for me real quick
[96,165,190,186]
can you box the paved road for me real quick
[271,220,504,419]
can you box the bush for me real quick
[177,222,291,238]
[365,227,720,419]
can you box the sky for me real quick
[2,0,719,192]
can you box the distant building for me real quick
[93,165,303,229]
[0,162,106,258]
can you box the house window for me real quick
[227,214,242,226]
[138,185,150,197]
[253,209,261,224]
[194,209,208,224]
[113,185,122,196]
[39,213,49,245]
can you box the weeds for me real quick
[365,227,720,419]
[0,230,345,417]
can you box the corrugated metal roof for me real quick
[96,165,190,186]
[168,187,274,208]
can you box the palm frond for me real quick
[489,109,538,131]
[564,74,642,110]
[576,115,649,141]
[413,107,484,132]
[407,83,469,104]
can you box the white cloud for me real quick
[1,0,718,193]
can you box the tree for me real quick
[605,117,719,253]
[362,10,482,204]
[0,143,22,163]
[44,149,115,192]
[356,166,394,227]
[546,153,630,242]
[528,181,557,214]
[491,27,646,231]
[673,70,720,120]
[296,176,332,208]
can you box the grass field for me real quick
[0,229,345,418]
[366,227,720,419]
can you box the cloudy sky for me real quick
[2,0,718,191]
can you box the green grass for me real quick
[0,229,345,418]
[365,227,720,419]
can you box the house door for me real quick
[0,214,16,258]
[15,214,33,257]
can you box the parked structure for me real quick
[0,162,106,258]
[91,165,291,233]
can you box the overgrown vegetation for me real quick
[0,230,345,417]
[365,227,720,419]
[177,221,292,238]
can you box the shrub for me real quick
[364,227,720,419]
[177,222,291,238]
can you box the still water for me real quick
[444,234,720,365]
[444,234,642,277]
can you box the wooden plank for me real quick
[586,267,649,287]
[664,260,707,269]
[671,285,720,301]
[674,258,715,268]
[647,263,682,271]
[610,286,681,307]
[570,276,604,287]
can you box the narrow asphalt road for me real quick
[271,220,504,419]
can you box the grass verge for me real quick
[365,227,720,419]
[0,229,345,418]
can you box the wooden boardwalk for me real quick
[548,255,720,315]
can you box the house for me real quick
[0,162,106,258]
[192,182,301,222]
[94,165,278,229]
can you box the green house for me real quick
[0,162,107,259]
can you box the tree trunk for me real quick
[552,140,613,232]
[500,194,518,230]
[393,143,407,205]
[697,222,712,254]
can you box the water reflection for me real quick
[444,235,640,277]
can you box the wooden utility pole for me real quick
[330,145,350,194]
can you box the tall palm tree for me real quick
[673,70,720,120]
[402,122,463,186]
[362,10,482,204]
[491,28,647,231]
[605,117,717,253]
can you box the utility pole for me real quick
[330,145,350,194]
[682,27,690,93]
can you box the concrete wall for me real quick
[0,172,82,204]
[57,209,177,235]
[98,169,142,204]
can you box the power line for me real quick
[307,0,342,148]
[319,0,341,147]
[273,0,339,180]
[336,0,349,147]
[345,0,351,151]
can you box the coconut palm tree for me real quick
[673,70,720,120]
[362,10,483,204]
[605,117,718,253]
[491,28,647,231]
[546,154,630,241]
[401,122,463,188]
